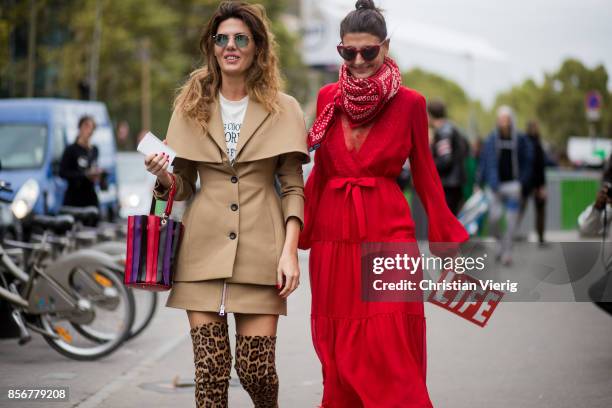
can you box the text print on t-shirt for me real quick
[219,93,249,165]
[224,121,240,163]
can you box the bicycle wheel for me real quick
[102,246,159,340]
[40,263,135,360]
[74,243,159,341]
[72,279,158,341]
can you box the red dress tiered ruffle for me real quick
[299,84,469,408]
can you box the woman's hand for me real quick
[85,167,102,182]
[277,251,300,298]
[144,152,172,188]
[144,139,173,188]
[277,217,302,298]
[536,186,547,200]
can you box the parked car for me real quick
[0,98,120,223]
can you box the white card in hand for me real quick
[137,131,177,172]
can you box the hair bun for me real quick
[355,0,376,11]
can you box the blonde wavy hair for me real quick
[174,1,282,132]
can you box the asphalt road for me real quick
[1,247,612,408]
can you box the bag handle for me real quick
[149,174,177,222]
[164,173,177,218]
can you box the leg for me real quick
[500,183,522,263]
[535,188,546,243]
[486,187,504,258]
[234,314,279,408]
[187,311,231,408]
[502,203,520,259]
[515,191,529,235]
[444,186,463,215]
[486,187,504,239]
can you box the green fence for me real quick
[560,179,600,230]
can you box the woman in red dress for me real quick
[299,1,469,407]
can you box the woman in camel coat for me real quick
[144,2,308,406]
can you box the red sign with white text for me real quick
[427,269,503,327]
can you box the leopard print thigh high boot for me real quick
[234,334,279,408]
[190,321,232,408]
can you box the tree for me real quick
[402,67,493,138]
[0,0,41,97]
[0,0,310,149]
[71,0,186,138]
[494,58,611,149]
[538,59,609,146]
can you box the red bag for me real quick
[123,175,183,291]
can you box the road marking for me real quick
[75,334,189,408]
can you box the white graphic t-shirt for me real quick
[219,92,249,165]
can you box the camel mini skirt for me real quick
[165,279,287,316]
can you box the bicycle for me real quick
[49,205,158,340]
[0,180,135,360]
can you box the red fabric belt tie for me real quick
[328,177,377,240]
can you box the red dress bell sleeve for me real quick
[298,88,331,250]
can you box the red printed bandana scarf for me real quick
[308,56,402,151]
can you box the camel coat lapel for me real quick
[235,99,270,161]
[203,98,271,163]
[205,101,228,162]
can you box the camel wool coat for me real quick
[153,92,309,286]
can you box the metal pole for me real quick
[89,0,103,100]
[140,37,151,131]
[26,0,37,97]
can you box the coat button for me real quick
[229,232,237,240]
[231,176,238,183]
[230,204,238,211]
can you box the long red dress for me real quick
[299,83,469,408]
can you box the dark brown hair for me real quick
[526,120,540,139]
[78,115,95,129]
[340,0,387,41]
[427,100,447,120]
[174,1,281,132]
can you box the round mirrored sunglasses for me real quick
[212,33,250,49]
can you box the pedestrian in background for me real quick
[144,2,308,406]
[478,105,533,265]
[427,99,468,214]
[518,120,549,245]
[59,115,103,213]
[578,154,612,316]
[578,153,612,237]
